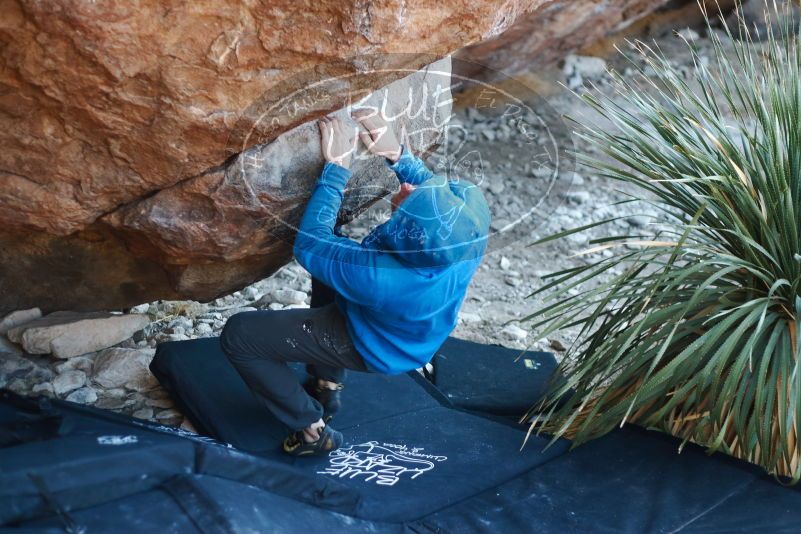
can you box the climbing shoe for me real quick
[303,379,344,423]
[282,424,343,457]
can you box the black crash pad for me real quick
[431,337,559,416]
[417,424,801,533]
[22,474,401,534]
[5,333,801,532]
[149,337,449,451]
[0,394,195,525]
[149,337,570,522]
[5,388,801,533]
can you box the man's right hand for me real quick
[352,109,402,163]
[319,116,357,169]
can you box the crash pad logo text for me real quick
[317,441,448,486]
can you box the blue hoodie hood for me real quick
[365,175,491,269]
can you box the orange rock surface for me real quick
[0,0,672,313]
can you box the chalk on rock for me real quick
[92,347,157,391]
[53,370,87,396]
[0,308,42,336]
[7,311,149,359]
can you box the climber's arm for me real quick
[385,145,435,185]
[353,110,434,185]
[293,119,385,309]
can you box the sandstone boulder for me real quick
[457,0,675,78]
[7,312,149,358]
[0,55,454,313]
[0,0,540,314]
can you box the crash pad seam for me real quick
[665,477,758,533]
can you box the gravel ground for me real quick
[0,28,725,428]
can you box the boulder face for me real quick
[0,0,672,314]
[457,0,675,77]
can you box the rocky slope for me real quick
[1,0,677,314]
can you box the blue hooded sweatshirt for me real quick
[293,147,490,374]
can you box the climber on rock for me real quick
[220,110,490,456]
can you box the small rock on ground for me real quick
[133,407,154,420]
[263,289,308,306]
[53,370,87,396]
[501,324,528,341]
[0,308,42,335]
[145,397,174,409]
[180,418,198,434]
[7,311,149,359]
[32,382,54,396]
[155,408,182,421]
[66,386,98,404]
[92,347,157,391]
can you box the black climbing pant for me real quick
[220,279,368,431]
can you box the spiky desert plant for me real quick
[527,2,801,480]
